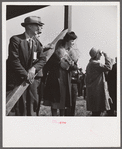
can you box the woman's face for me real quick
[67,39,75,48]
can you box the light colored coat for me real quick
[86,56,112,112]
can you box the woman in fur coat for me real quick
[43,31,79,116]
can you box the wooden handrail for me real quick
[6,29,68,115]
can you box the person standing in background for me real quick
[6,16,52,116]
[106,57,117,116]
[82,72,86,99]
[86,47,113,116]
[77,68,84,97]
[65,64,79,116]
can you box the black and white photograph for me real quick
[2,1,120,148]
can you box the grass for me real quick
[39,96,92,116]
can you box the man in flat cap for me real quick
[6,16,52,116]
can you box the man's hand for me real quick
[27,67,36,84]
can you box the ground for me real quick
[8,96,115,116]
[39,96,92,116]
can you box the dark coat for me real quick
[6,33,46,91]
[43,40,78,107]
[43,53,62,103]
[106,63,117,110]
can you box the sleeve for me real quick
[8,36,28,79]
[43,53,60,83]
[43,53,60,72]
[94,56,113,73]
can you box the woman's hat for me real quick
[21,16,44,27]
[63,31,77,42]
[89,47,102,58]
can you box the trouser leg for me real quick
[84,87,86,99]
[37,79,44,116]
[27,79,41,116]
[107,103,115,116]
[72,84,77,116]
[71,100,76,116]
[51,108,58,116]
[60,109,65,116]
[78,83,81,96]
[65,108,71,116]
[92,111,101,116]
[71,84,77,116]
[15,91,26,116]
[66,98,76,116]
[65,84,77,116]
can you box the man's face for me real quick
[96,51,102,60]
[29,24,43,35]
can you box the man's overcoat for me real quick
[86,56,112,112]
[6,33,46,115]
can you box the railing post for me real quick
[64,5,72,31]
